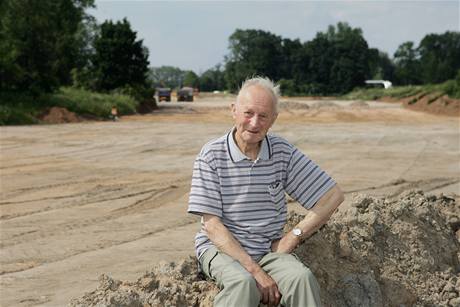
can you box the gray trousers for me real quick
[199,246,322,307]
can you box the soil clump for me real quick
[380,95,459,117]
[279,100,310,110]
[70,191,459,307]
[311,101,342,109]
[39,107,81,124]
[350,100,370,108]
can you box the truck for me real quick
[157,88,171,102]
[177,87,194,102]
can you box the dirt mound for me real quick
[292,190,459,307]
[279,100,310,110]
[39,107,81,124]
[69,258,218,307]
[311,101,342,109]
[403,94,460,117]
[380,94,460,117]
[350,100,370,108]
[70,191,459,307]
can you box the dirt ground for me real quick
[1,96,459,306]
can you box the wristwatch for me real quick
[292,227,302,237]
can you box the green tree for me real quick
[279,38,303,80]
[148,66,185,89]
[367,48,395,81]
[200,64,226,91]
[302,22,370,94]
[393,41,421,85]
[183,70,199,88]
[91,18,149,91]
[417,31,460,84]
[224,29,284,92]
[0,0,94,94]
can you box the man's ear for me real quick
[231,103,236,119]
[270,112,278,127]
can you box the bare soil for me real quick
[1,97,459,306]
[69,192,460,307]
[39,107,82,124]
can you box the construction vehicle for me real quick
[157,88,171,102]
[177,87,194,102]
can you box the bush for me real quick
[53,87,138,117]
[0,104,38,125]
[0,88,139,125]
[111,85,155,103]
[278,79,298,96]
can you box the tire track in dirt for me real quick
[346,177,459,197]
[0,216,197,276]
[0,176,190,220]
[0,181,191,248]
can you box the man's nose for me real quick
[249,115,261,127]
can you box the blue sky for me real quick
[90,1,459,74]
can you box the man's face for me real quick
[231,85,278,147]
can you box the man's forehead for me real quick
[238,86,274,106]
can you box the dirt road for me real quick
[1,97,459,306]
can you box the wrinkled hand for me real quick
[253,268,281,306]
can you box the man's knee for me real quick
[228,270,258,290]
[289,266,316,284]
[217,271,260,305]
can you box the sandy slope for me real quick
[0,97,459,306]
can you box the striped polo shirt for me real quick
[188,128,336,261]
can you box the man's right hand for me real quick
[252,267,281,306]
[203,214,281,305]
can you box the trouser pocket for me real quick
[198,247,219,280]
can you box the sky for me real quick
[89,0,460,74]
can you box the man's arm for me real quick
[203,214,281,306]
[272,184,344,253]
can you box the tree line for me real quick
[1,0,459,100]
[1,0,152,100]
[147,24,460,96]
[203,24,460,95]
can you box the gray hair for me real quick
[236,76,281,113]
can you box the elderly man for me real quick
[188,76,344,307]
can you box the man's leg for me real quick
[259,252,321,307]
[200,246,261,307]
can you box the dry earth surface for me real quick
[1,95,459,306]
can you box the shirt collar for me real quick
[226,127,272,162]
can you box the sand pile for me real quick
[311,101,342,109]
[39,107,81,124]
[70,191,459,307]
[279,100,310,110]
[350,100,370,108]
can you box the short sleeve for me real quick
[284,148,336,209]
[187,152,223,217]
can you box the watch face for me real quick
[293,228,302,236]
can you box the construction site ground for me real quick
[1,96,459,306]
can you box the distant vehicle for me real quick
[365,80,393,89]
[177,87,194,102]
[157,88,171,102]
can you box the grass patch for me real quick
[0,87,138,125]
[51,87,138,118]
[343,78,460,101]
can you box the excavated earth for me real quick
[69,191,460,307]
[1,96,459,306]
